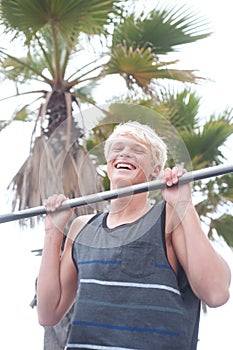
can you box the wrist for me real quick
[173,200,193,219]
[44,226,64,242]
[45,217,66,234]
[175,200,192,207]
[45,226,62,234]
[44,228,63,249]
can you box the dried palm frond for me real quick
[8,135,105,226]
[62,147,105,216]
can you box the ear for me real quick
[149,165,161,180]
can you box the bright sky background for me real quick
[0,1,233,349]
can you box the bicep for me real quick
[171,222,203,300]
[165,202,193,276]
[57,214,95,316]
[57,240,78,317]
[171,225,188,273]
[165,203,186,274]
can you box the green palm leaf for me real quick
[0,0,123,42]
[216,175,233,202]
[106,45,199,92]
[181,114,233,168]
[112,5,211,54]
[106,5,211,93]
[0,52,51,84]
[209,214,233,247]
[161,89,201,129]
[106,46,160,88]
[12,104,32,121]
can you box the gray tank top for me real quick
[66,201,200,350]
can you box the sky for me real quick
[0,1,233,349]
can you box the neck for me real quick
[107,193,152,227]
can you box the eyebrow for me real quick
[112,141,144,147]
[110,141,149,152]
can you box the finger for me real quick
[43,196,54,212]
[54,194,67,208]
[47,195,59,211]
[177,167,186,177]
[171,167,179,185]
[163,168,173,187]
[44,194,67,212]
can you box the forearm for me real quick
[37,228,63,324]
[173,203,231,307]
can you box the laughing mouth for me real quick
[115,162,136,170]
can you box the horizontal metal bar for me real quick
[0,163,232,224]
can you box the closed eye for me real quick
[132,147,146,154]
[112,148,123,152]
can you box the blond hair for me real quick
[104,121,167,169]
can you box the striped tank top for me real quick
[66,201,200,350]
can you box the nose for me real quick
[119,146,131,158]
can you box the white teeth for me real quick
[116,163,134,170]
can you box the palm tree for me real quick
[0,0,215,348]
[0,1,211,224]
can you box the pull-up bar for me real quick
[0,163,232,224]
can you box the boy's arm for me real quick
[163,167,231,307]
[170,201,231,307]
[36,194,93,326]
[37,216,78,326]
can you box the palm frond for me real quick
[161,89,201,129]
[72,82,98,105]
[8,134,105,226]
[209,214,233,247]
[106,45,199,92]
[154,67,201,83]
[8,137,49,214]
[0,49,52,84]
[0,0,125,43]
[11,104,33,122]
[0,120,10,131]
[106,46,158,88]
[216,174,233,202]
[112,5,211,54]
[181,114,233,168]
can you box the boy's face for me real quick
[106,135,158,188]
